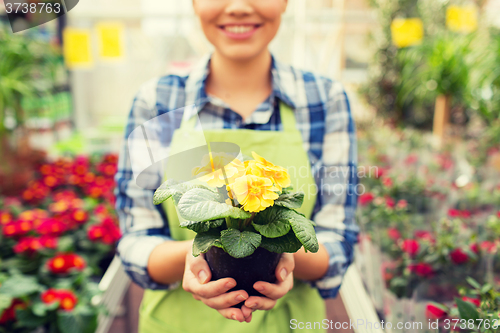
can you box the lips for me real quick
[219,24,261,34]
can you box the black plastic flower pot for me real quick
[205,246,282,308]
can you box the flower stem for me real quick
[243,213,256,228]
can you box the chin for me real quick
[215,44,269,62]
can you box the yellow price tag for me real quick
[63,28,93,70]
[446,5,478,33]
[391,18,424,48]
[96,22,125,61]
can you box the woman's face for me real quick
[193,0,287,61]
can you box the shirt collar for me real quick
[183,52,298,120]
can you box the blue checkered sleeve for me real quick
[114,78,175,290]
[308,80,359,298]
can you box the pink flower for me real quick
[450,248,468,265]
[387,228,401,241]
[382,177,393,188]
[359,193,375,206]
[480,241,497,254]
[426,303,447,319]
[385,197,395,208]
[396,200,408,209]
[404,154,418,165]
[401,239,420,256]
[409,263,434,277]
[461,296,480,307]
[448,209,461,218]
[414,230,435,243]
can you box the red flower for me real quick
[480,241,497,254]
[470,243,479,254]
[36,219,66,236]
[385,197,395,208]
[88,217,121,244]
[57,290,78,311]
[414,230,435,243]
[39,236,58,249]
[2,222,18,237]
[404,154,418,165]
[497,211,500,218]
[41,289,78,311]
[374,167,388,179]
[448,209,461,218]
[382,177,393,188]
[401,239,420,256]
[387,228,401,241]
[72,210,88,224]
[409,263,434,277]
[396,200,408,209]
[447,209,471,219]
[0,299,25,324]
[0,211,12,225]
[47,253,86,274]
[462,296,480,307]
[359,193,375,206]
[88,225,105,241]
[450,248,468,265]
[13,237,42,254]
[41,289,60,304]
[426,303,447,319]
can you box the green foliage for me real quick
[177,188,252,221]
[220,229,262,258]
[157,180,320,258]
[361,0,499,128]
[0,27,60,136]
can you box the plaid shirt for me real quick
[115,53,359,299]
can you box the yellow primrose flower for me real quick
[231,175,279,212]
[245,152,291,190]
[192,152,245,188]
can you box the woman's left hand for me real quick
[241,253,295,319]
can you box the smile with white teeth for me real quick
[223,25,256,34]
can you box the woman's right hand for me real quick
[182,251,254,323]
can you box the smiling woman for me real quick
[114,0,359,332]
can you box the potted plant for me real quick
[153,152,319,307]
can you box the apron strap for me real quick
[181,101,297,132]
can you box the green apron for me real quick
[139,102,326,333]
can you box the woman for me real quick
[115,0,359,332]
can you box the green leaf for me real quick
[259,230,303,253]
[0,294,13,313]
[455,297,480,321]
[480,284,492,294]
[287,210,319,253]
[178,188,251,221]
[153,179,213,205]
[274,192,304,209]
[220,229,261,258]
[57,307,98,333]
[180,219,224,233]
[15,308,48,328]
[193,229,222,257]
[0,275,42,297]
[32,300,59,317]
[466,277,481,289]
[252,207,291,238]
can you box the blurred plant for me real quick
[0,27,60,139]
[0,153,119,332]
[426,278,500,333]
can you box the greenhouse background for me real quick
[1,0,500,332]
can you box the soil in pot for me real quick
[205,246,282,308]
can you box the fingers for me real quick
[187,253,212,284]
[244,296,277,311]
[275,253,295,283]
[197,290,248,310]
[184,277,237,298]
[218,308,248,323]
